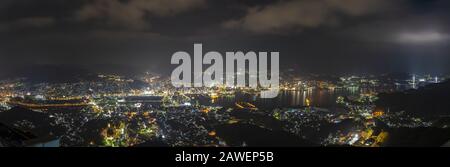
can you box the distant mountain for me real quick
[379,72,411,81]
[0,64,150,83]
[0,65,96,83]
[376,80,450,118]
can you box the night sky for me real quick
[1,0,450,75]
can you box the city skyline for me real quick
[1,0,450,150]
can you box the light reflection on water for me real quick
[201,88,362,110]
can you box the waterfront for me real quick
[0,72,449,147]
[205,89,360,110]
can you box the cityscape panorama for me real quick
[1,0,450,148]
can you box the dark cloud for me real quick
[76,0,206,30]
[223,0,399,33]
[1,0,450,75]
[14,17,55,28]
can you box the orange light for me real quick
[208,131,216,136]
[373,111,384,117]
[202,109,210,113]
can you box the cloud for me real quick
[0,17,55,31]
[223,0,395,33]
[77,0,206,30]
[396,31,450,44]
[15,17,55,28]
[0,23,7,32]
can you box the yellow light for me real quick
[306,98,311,107]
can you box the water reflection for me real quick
[203,88,361,110]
